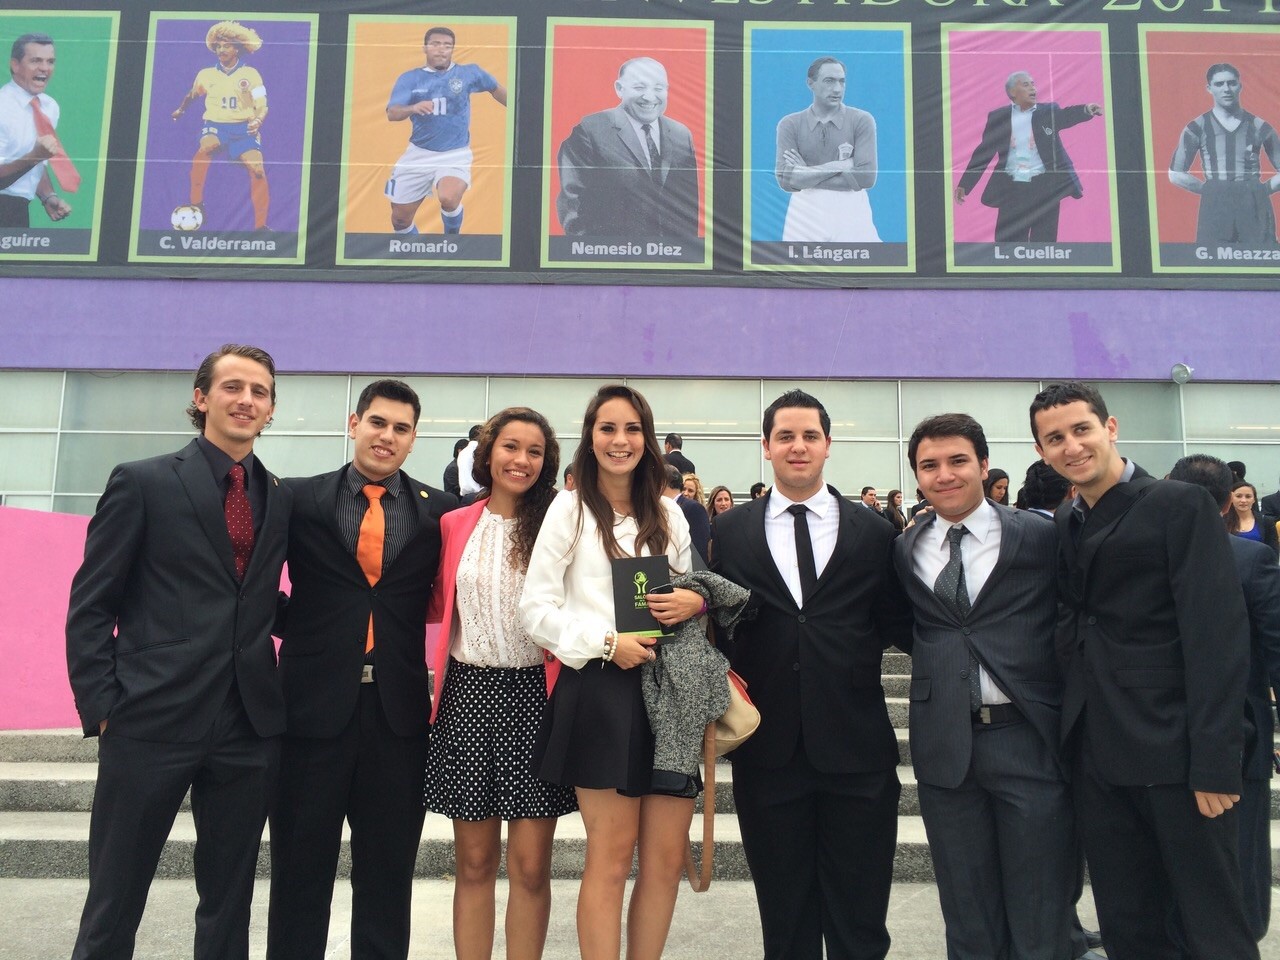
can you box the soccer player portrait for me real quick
[171,21,270,231]
[385,26,507,236]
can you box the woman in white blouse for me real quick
[520,384,707,960]
[425,407,577,960]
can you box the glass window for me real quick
[1187,444,1280,500]
[55,433,190,493]
[1118,442,1186,482]
[400,376,488,433]
[764,380,899,438]
[0,371,63,428]
[901,381,1042,441]
[486,378,614,443]
[53,495,101,516]
[0,433,57,489]
[253,435,350,479]
[273,375,350,433]
[629,379,761,434]
[1182,384,1280,441]
[1097,382,1182,441]
[4,494,54,510]
[403,436,469,490]
[679,438,767,494]
[825,441,902,496]
[62,372,193,431]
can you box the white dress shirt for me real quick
[1005,103,1046,182]
[0,82,59,201]
[764,486,839,609]
[520,489,692,670]
[911,498,1009,705]
[624,113,661,168]
[456,440,480,497]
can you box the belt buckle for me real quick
[361,664,375,684]
[978,706,992,724]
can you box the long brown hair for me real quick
[572,384,669,559]
[472,407,560,572]
[1226,480,1257,534]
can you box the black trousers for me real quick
[994,178,1062,243]
[733,743,899,960]
[0,194,31,227]
[1074,734,1258,960]
[71,689,278,960]
[267,683,429,960]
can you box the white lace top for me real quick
[450,509,543,668]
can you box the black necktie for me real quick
[642,122,661,183]
[788,504,819,607]
[934,524,981,711]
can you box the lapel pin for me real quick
[420,490,429,498]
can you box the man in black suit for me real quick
[66,343,290,960]
[859,485,882,515]
[267,380,457,960]
[894,414,1087,960]
[1260,477,1280,518]
[955,71,1102,243]
[556,56,698,238]
[1030,381,1257,960]
[664,463,710,565]
[663,432,695,475]
[712,389,912,960]
[1170,454,1280,943]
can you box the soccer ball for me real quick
[171,204,203,231]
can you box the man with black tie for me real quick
[1030,381,1257,960]
[895,414,1093,960]
[267,380,456,960]
[712,389,912,960]
[66,343,290,960]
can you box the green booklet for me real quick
[611,555,675,638]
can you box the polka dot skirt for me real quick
[424,658,578,821]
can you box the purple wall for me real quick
[1,277,1273,381]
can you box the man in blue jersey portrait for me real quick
[1168,62,1280,245]
[385,26,507,236]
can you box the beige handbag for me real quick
[684,669,760,892]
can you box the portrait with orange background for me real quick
[341,18,512,235]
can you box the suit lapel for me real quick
[314,469,354,560]
[611,108,649,168]
[970,503,1020,613]
[243,464,286,581]
[900,512,960,622]
[812,491,860,600]
[173,440,239,583]
[1075,470,1156,589]
[747,493,795,609]
[656,117,673,186]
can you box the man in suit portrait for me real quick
[556,56,698,238]
[267,379,457,960]
[1169,454,1280,944]
[859,485,882,514]
[1030,381,1258,960]
[663,431,695,474]
[66,343,290,960]
[712,389,912,960]
[955,71,1102,243]
[895,413,1093,960]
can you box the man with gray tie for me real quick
[893,413,1094,960]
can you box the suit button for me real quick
[798,614,807,624]
[960,669,969,679]
[239,593,247,601]
[962,627,971,636]
[1086,616,1097,625]
[792,663,800,672]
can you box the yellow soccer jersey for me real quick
[195,64,265,123]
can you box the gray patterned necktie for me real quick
[934,524,982,711]
[641,122,661,183]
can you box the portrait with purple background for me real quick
[136,16,313,233]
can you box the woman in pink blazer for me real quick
[425,407,575,960]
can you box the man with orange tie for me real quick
[1,33,79,226]
[66,344,291,960]
[268,380,457,960]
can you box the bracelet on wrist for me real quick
[602,630,617,665]
[38,194,55,206]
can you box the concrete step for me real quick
[883,650,911,675]
[883,675,910,698]
[0,809,939,882]
[0,731,96,764]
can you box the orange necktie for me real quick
[30,97,80,193]
[356,484,386,653]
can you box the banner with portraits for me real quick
[1,0,1278,289]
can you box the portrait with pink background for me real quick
[947,29,1113,244]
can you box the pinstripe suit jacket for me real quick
[893,503,1066,789]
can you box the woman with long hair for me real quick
[983,468,1010,506]
[681,473,705,508]
[520,384,706,960]
[1227,480,1279,556]
[883,488,906,532]
[706,485,734,520]
[425,407,578,960]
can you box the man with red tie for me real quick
[66,344,292,960]
[0,32,78,227]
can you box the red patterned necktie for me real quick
[29,97,80,193]
[225,464,255,579]
[356,485,386,653]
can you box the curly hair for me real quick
[205,21,262,55]
[472,407,560,572]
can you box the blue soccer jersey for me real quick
[388,63,498,152]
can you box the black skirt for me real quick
[424,659,578,821]
[535,658,656,798]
